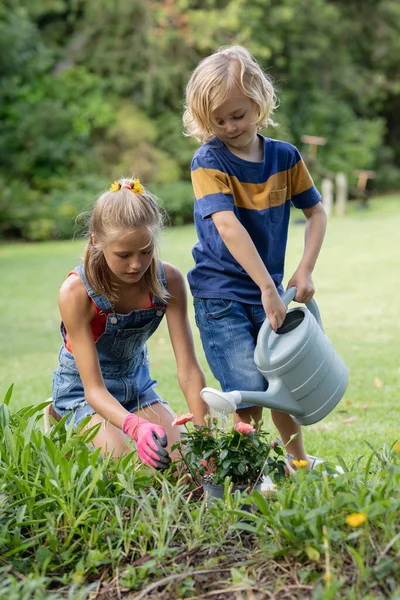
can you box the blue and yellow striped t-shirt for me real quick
[188,135,321,305]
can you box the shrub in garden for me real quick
[171,414,287,487]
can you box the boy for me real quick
[183,46,327,466]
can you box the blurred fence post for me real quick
[322,178,333,216]
[356,170,376,209]
[335,172,348,216]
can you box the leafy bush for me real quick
[151,181,194,226]
[173,415,286,486]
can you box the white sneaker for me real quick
[284,453,324,471]
[261,475,278,492]
[306,455,344,476]
[285,454,344,477]
[307,454,325,469]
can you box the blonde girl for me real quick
[48,177,207,469]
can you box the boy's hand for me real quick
[261,288,287,332]
[287,269,315,304]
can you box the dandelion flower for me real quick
[171,413,194,427]
[292,459,309,468]
[394,443,400,453]
[346,512,367,527]
[234,422,255,434]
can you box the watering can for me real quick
[201,287,348,425]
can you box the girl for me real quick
[48,177,207,469]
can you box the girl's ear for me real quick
[90,233,96,245]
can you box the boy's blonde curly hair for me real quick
[183,45,277,144]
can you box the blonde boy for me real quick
[183,46,327,467]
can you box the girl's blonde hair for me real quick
[183,45,277,144]
[84,177,167,304]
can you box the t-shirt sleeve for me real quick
[289,147,322,209]
[191,151,234,218]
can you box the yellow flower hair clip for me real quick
[132,178,144,194]
[109,181,121,192]
[109,178,144,194]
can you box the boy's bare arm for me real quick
[211,210,286,331]
[287,202,327,303]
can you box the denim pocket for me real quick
[52,366,81,408]
[203,298,234,319]
[111,323,153,360]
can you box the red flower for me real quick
[201,457,216,474]
[171,413,194,427]
[234,422,255,434]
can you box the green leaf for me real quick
[305,545,320,561]
[346,545,365,576]
[36,544,53,570]
[3,384,14,406]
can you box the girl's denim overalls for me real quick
[52,263,168,426]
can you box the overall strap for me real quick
[158,260,167,289]
[75,264,113,312]
[154,261,168,307]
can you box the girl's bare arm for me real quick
[58,275,129,429]
[163,263,208,425]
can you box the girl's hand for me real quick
[122,414,171,470]
[261,287,287,332]
[287,269,315,304]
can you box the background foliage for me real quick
[1,0,400,240]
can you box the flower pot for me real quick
[202,480,261,511]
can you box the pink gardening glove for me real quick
[122,414,171,470]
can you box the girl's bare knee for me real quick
[82,413,131,458]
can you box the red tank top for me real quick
[64,270,154,354]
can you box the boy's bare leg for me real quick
[271,409,308,464]
[234,405,263,426]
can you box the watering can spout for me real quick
[200,380,304,417]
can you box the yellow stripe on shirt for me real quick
[191,160,314,211]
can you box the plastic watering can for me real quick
[201,287,348,425]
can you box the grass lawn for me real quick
[1,194,399,466]
[0,194,399,599]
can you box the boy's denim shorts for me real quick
[52,354,167,427]
[193,298,269,410]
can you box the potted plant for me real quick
[171,414,287,499]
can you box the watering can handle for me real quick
[281,286,324,331]
[255,287,324,367]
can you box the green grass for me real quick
[0,394,399,599]
[1,195,399,465]
[0,195,400,599]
